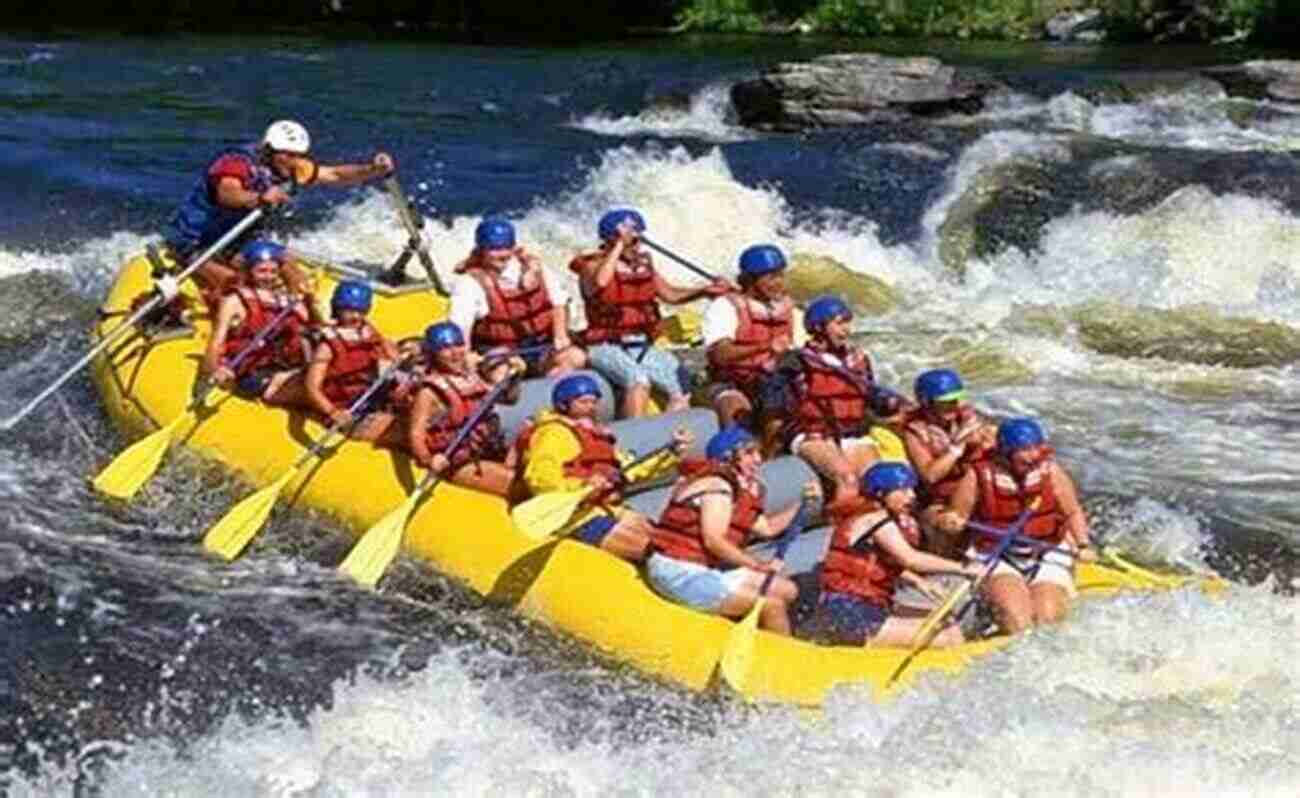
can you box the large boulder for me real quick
[731,53,1001,131]
[1203,60,1300,104]
[1045,7,1105,41]
[785,253,901,316]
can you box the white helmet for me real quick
[262,119,311,154]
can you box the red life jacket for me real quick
[791,341,874,440]
[820,503,921,607]
[707,293,794,390]
[221,287,305,375]
[650,458,766,568]
[418,369,499,462]
[571,247,661,344]
[458,256,555,348]
[516,413,622,485]
[972,453,1064,552]
[903,406,992,506]
[319,321,385,404]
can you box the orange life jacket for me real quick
[570,247,661,344]
[707,293,794,390]
[903,406,993,506]
[820,503,921,607]
[458,256,555,348]
[319,321,385,405]
[517,414,622,485]
[222,287,305,374]
[421,368,497,454]
[790,341,874,440]
[650,458,766,568]
[972,453,1064,552]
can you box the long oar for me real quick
[382,176,448,295]
[91,304,299,500]
[886,499,1041,687]
[511,442,676,540]
[640,235,724,282]
[0,207,272,432]
[337,374,518,589]
[202,360,407,561]
[719,498,816,696]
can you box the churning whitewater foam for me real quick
[8,578,1297,798]
[569,83,754,143]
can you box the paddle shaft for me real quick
[757,498,815,595]
[640,235,721,283]
[481,343,551,365]
[289,357,410,469]
[406,373,519,499]
[0,208,270,431]
[383,176,448,296]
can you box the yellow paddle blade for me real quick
[202,470,295,561]
[868,425,908,463]
[658,310,701,347]
[718,597,764,698]
[337,491,423,589]
[510,488,592,540]
[91,411,191,500]
[886,581,973,687]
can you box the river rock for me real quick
[786,253,901,316]
[1045,8,1105,41]
[731,53,1000,131]
[1203,60,1300,104]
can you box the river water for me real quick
[2,32,1300,796]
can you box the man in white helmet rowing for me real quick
[163,119,395,302]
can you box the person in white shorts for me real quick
[937,417,1097,635]
[643,425,820,635]
[780,294,879,512]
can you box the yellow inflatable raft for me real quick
[91,253,1208,705]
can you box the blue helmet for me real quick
[706,425,756,462]
[914,368,966,405]
[475,218,516,250]
[331,280,373,315]
[738,244,786,279]
[870,386,906,418]
[552,374,602,411]
[804,294,852,334]
[240,239,286,267]
[598,209,646,241]
[998,417,1045,456]
[423,322,465,353]
[861,461,918,498]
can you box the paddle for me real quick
[382,176,448,295]
[337,373,518,589]
[640,235,724,283]
[885,498,1042,688]
[202,358,409,561]
[511,441,677,540]
[0,207,272,432]
[91,303,301,500]
[718,497,817,696]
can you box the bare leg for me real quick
[449,461,515,497]
[920,504,965,558]
[600,513,651,562]
[984,574,1035,635]
[868,616,965,649]
[1030,582,1071,625]
[759,416,785,460]
[623,382,652,418]
[665,393,691,412]
[350,412,399,443]
[713,390,752,428]
[544,346,588,378]
[795,437,859,507]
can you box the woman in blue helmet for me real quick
[644,425,820,635]
[296,279,401,442]
[448,217,587,379]
[782,294,880,510]
[513,373,692,561]
[403,322,524,497]
[939,417,1095,635]
[202,239,316,405]
[569,209,732,417]
[163,119,394,300]
[901,367,997,556]
[702,243,799,452]
[810,462,982,648]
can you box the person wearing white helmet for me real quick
[164,119,395,301]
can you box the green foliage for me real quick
[677,0,772,31]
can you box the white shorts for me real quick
[790,432,878,456]
[644,553,756,613]
[967,543,1076,596]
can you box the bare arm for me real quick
[698,488,771,571]
[304,346,339,419]
[708,338,774,367]
[213,176,266,210]
[904,429,965,486]
[315,152,394,187]
[407,387,441,467]
[1050,463,1091,549]
[874,522,972,577]
[203,294,242,377]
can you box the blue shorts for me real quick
[572,515,617,547]
[644,553,754,614]
[587,341,686,398]
[811,592,889,646]
[234,368,275,399]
